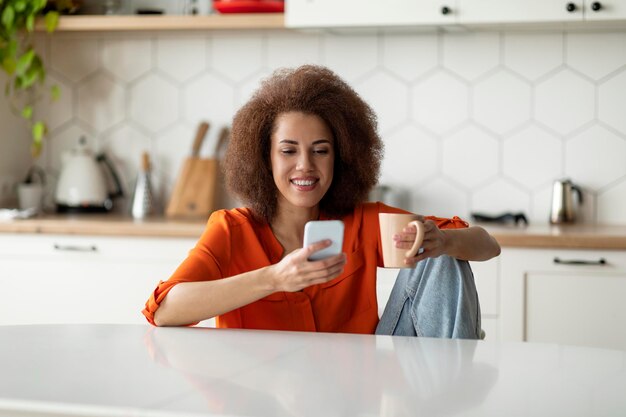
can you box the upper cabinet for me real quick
[285,0,626,28]
[285,0,457,27]
[458,0,583,24]
[584,0,626,20]
[32,0,626,32]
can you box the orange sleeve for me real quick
[424,215,469,230]
[374,202,469,230]
[142,211,232,325]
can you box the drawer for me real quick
[503,248,626,271]
[0,234,196,261]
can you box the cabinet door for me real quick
[1,258,177,325]
[0,234,196,326]
[500,248,626,350]
[584,0,626,20]
[286,0,457,28]
[458,0,583,23]
[470,258,499,340]
[524,270,626,350]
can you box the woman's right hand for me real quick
[270,240,346,292]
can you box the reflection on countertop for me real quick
[2,324,625,417]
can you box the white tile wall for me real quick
[1,29,626,224]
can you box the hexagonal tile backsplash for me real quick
[17,29,626,224]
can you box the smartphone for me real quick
[303,220,345,261]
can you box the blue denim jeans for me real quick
[375,255,481,339]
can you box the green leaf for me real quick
[50,84,61,101]
[1,5,15,29]
[15,49,35,76]
[19,70,38,88]
[14,1,26,12]
[34,0,48,12]
[21,105,33,120]
[7,40,17,58]
[26,14,34,32]
[32,121,46,142]
[2,57,16,75]
[45,11,59,33]
[30,55,45,84]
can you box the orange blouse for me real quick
[142,202,468,334]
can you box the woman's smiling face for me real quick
[270,111,335,214]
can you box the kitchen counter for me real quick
[480,223,626,250]
[1,215,626,249]
[1,324,625,417]
[0,214,206,238]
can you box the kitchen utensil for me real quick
[166,123,230,218]
[550,179,583,224]
[55,136,124,213]
[130,152,157,219]
[471,212,528,226]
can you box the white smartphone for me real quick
[303,220,345,261]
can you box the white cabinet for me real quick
[500,248,626,351]
[0,234,198,326]
[458,0,582,24]
[286,0,626,27]
[286,0,457,28]
[470,257,499,340]
[584,0,626,20]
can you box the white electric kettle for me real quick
[55,136,124,213]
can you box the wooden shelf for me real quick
[36,14,285,32]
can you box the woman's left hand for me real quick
[393,219,448,265]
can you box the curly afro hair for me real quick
[223,65,383,223]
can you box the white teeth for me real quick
[292,179,316,186]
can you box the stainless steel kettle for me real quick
[550,179,583,224]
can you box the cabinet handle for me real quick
[553,257,606,266]
[566,2,577,12]
[53,244,98,252]
[591,1,602,11]
[441,6,451,15]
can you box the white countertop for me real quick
[1,324,625,417]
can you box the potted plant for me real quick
[0,0,61,158]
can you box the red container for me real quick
[213,0,285,14]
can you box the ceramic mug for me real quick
[17,183,43,213]
[379,213,425,268]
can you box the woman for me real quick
[143,65,500,338]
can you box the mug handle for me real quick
[404,220,425,258]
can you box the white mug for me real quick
[379,213,425,268]
[17,183,43,212]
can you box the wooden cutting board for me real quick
[165,123,229,218]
